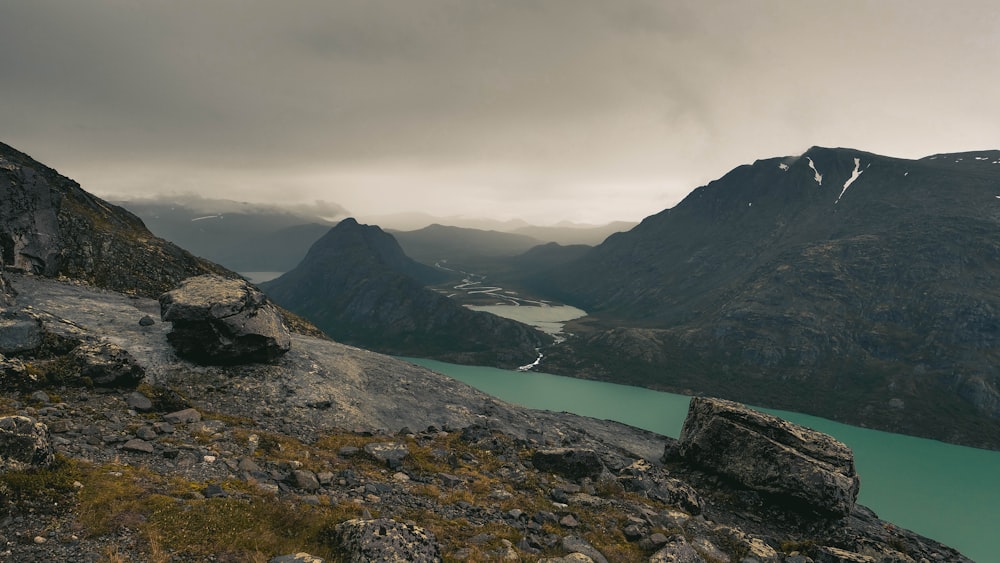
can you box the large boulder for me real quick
[159,275,291,365]
[334,518,442,562]
[0,416,55,473]
[678,397,860,516]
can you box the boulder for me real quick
[159,275,291,365]
[334,518,442,562]
[0,416,55,473]
[70,342,145,387]
[532,448,605,481]
[678,397,860,516]
[648,535,706,563]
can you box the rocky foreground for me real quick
[0,273,971,562]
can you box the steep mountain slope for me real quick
[537,147,1000,448]
[262,219,551,367]
[0,142,229,297]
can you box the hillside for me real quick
[0,142,230,297]
[535,147,1000,448]
[391,224,544,266]
[262,219,552,367]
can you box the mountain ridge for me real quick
[535,146,1000,448]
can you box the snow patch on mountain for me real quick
[835,158,865,204]
[806,157,823,186]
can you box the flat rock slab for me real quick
[679,397,860,516]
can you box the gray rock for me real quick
[138,315,156,327]
[0,416,55,472]
[289,469,320,491]
[163,408,202,425]
[532,448,605,481]
[159,274,291,365]
[126,391,154,412]
[29,390,50,404]
[335,518,442,563]
[0,354,40,391]
[679,397,860,516]
[363,442,409,469]
[122,438,154,453]
[561,536,608,563]
[70,341,145,387]
[648,535,706,562]
[135,426,157,441]
[0,312,43,355]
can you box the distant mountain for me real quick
[262,219,552,367]
[391,224,545,266]
[0,142,230,297]
[114,195,346,272]
[510,221,636,246]
[536,146,1000,449]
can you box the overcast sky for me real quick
[2,1,998,224]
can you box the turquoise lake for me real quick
[404,357,998,562]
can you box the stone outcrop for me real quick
[159,275,291,364]
[678,397,860,516]
[0,416,54,473]
[334,518,442,562]
[69,341,145,387]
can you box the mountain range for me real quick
[533,146,1000,448]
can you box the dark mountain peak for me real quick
[306,218,446,286]
[0,142,230,297]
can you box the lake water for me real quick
[240,271,285,284]
[404,357,998,562]
[466,304,587,337]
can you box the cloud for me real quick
[2,1,999,224]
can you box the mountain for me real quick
[114,195,345,272]
[0,142,230,297]
[510,220,637,245]
[262,219,552,367]
[535,146,1000,448]
[390,224,545,266]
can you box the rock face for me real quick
[335,518,442,563]
[159,275,291,365]
[678,397,860,516]
[0,268,14,307]
[0,142,230,298]
[262,218,552,368]
[0,416,55,473]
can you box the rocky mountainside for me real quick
[1,143,230,298]
[535,147,1000,449]
[0,274,970,562]
[262,219,552,367]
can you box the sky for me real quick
[2,1,999,225]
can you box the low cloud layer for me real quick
[2,1,998,224]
